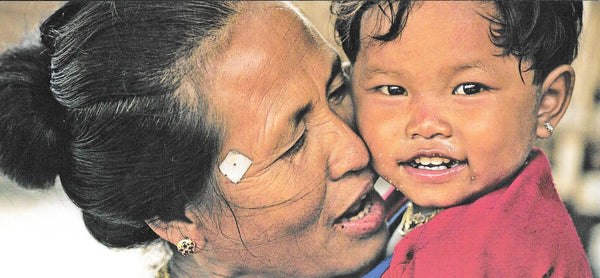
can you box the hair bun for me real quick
[82,212,159,248]
[0,39,65,189]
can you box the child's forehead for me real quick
[359,1,497,41]
[358,2,502,60]
[355,1,533,84]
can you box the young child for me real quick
[333,1,593,277]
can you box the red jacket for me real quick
[383,150,592,277]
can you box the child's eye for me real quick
[452,83,488,95]
[376,85,407,96]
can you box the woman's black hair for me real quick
[0,1,240,248]
[332,0,583,84]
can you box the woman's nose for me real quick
[405,96,451,139]
[325,116,370,181]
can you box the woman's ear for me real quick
[145,217,206,253]
[536,65,575,138]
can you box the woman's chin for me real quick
[326,192,388,277]
[329,233,388,278]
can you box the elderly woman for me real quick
[0,2,389,277]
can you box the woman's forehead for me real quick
[204,2,337,161]
[210,3,331,100]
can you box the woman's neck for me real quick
[169,253,266,278]
[168,254,203,278]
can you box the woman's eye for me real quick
[327,83,347,105]
[283,130,307,158]
[376,85,406,96]
[453,83,488,95]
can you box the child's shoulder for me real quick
[383,150,592,277]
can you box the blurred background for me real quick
[1,2,599,277]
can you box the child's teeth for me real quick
[431,157,443,165]
[419,165,449,170]
[412,155,458,170]
[415,157,453,166]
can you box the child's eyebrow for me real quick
[358,59,499,82]
[359,65,403,81]
[449,60,496,76]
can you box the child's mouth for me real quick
[402,155,464,170]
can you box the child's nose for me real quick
[406,97,452,139]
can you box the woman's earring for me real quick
[544,122,554,134]
[177,238,197,256]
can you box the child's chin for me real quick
[409,195,463,208]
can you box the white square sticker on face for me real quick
[219,150,253,184]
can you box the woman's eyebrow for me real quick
[291,102,313,129]
[281,54,339,134]
[326,55,342,91]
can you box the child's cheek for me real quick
[357,115,399,184]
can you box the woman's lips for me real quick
[334,190,386,237]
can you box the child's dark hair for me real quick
[0,1,240,248]
[332,0,583,84]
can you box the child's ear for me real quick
[146,217,206,252]
[536,65,575,138]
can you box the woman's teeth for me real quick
[339,203,371,223]
[410,156,460,170]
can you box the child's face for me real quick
[352,1,540,207]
